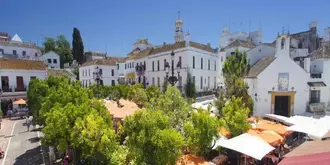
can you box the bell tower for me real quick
[175,11,184,43]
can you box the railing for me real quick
[135,65,146,72]
[310,73,322,79]
[15,87,27,92]
[1,86,12,92]
[309,102,326,113]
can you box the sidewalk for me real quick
[0,118,16,165]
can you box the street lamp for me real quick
[165,50,181,86]
[93,66,103,86]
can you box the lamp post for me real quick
[165,50,181,86]
[93,66,103,98]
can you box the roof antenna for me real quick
[178,11,181,19]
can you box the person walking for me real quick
[26,116,31,132]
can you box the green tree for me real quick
[162,79,169,93]
[145,85,162,102]
[221,48,253,114]
[123,110,184,165]
[147,86,191,131]
[184,109,222,156]
[184,71,196,99]
[42,37,56,53]
[27,79,49,125]
[220,96,250,137]
[56,35,72,68]
[72,27,85,64]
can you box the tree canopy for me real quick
[184,71,196,99]
[42,35,72,68]
[72,27,85,64]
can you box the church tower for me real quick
[175,12,184,43]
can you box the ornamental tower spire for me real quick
[175,11,184,43]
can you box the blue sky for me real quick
[1,0,330,56]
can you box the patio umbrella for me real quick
[13,99,26,105]
[213,133,275,160]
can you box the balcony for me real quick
[135,65,146,72]
[15,87,27,92]
[310,73,322,79]
[1,86,12,92]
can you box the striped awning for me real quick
[307,81,326,87]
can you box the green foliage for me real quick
[123,110,183,165]
[131,88,147,108]
[214,91,226,118]
[27,79,49,124]
[221,48,254,115]
[183,109,222,156]
[72,67,79,80]
[147,86,191,130]
[43,38,56,53]
[220,96,251,137]
[42,35,72,68]
[184,71,196,99]
[145,85,162,102]
[72,27,85,64]
[162,79,169,93]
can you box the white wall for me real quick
[0,69,47,91]
[310,59,324,74]
[79,65,119,87]
[0,44,41,60]
[247,45,275,65]
[40,51,60,69]
[253,53,309,117]
[290,49,308,59]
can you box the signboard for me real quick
[278,73,289,91]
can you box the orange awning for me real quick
[249,118,292,136]
[13,99,26,105]
[247,130,284,146]
[176,154,209,165]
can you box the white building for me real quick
[79,58,124,87]
[244,34,330,117]
[80,14,220,93]
[39,51,60,69]
[219,27,262,49]
[0,33,41,60]
[0,58,47,114]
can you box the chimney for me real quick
[185,32,190,47]
[304,57,311,73]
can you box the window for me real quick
[0,49,3,54]
[117,64,119,70]
[47,59,52,63]
[208,77,210,88]
[221,56,223,62]
[152,61,155,71]
[201,58,203,69]
[22,51,26,56]
[129,63,131,68]
[214,77,216,89]
[111,80,115,86]
[310,90,320,103]
[152,77,155,85]
[53,59,57,64]
[89,69,90,76]
[125,64,127,69]
[193,56,195,68]
[231,52,235,55]
[208,60,210,70]
[13,50,17,55]
[82,70,84,76]
[99,69,103,74]
[35,53,38,57]
[200,76,203,89]
[132,62,134,68]
[157,77,160,87]
[179,56,182,68]
[144,61,146,70]
[164,59,167,70]
[111,69,114,76]
[30,76,36,80]
[214,61,216,71]
[157,60,160,71]
[193,76,195,84]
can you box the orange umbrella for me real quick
[13,99,26,105]
[247,130,283,146]
[250,118,292,136]
[176,154,209,165]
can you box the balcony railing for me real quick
[1,86,12,92]
[311,73,322,79]
[1,86,27,93]
[15,87,27,92]
[135,65,146,72]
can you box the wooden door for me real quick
[16,76,24,91]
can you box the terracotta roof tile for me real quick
[189,41,215,53]
[47,69,76,78]
[150,41,186,55]
[284,140,330,157]
[225,40,255,49]
[80,59,117,67]
[310,43,330,60]
[127,48,153,60]
[0,40,40,49]
[246,56,276,78]
[0,58,46,70]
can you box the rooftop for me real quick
[224,40,256,49]
[310,43,330,60]
[0,58,46,70]
[246,56,276,78]
[47,69,76,78]
[80,58,123,67]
